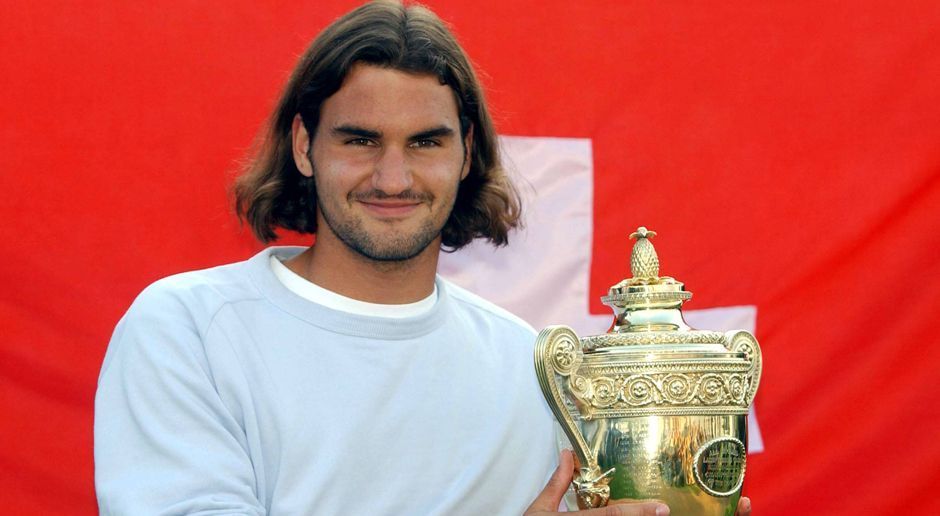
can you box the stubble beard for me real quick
[316,188,454,263]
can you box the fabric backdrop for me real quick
[2,1,938,514]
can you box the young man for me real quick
[95,2,746,515]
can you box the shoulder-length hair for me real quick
[234,0,521,250]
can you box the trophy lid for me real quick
[586,226,735,349]
[602,227,692,312]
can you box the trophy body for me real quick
[534,228,761,514]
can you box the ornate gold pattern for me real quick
[601,290,693,307]
[567,370,751,417]
[727,331,762,406]
[534,326,612,508]
[582,330,725,349]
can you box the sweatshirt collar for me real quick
[246,247,450,339]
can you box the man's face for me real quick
[294,63,471,262]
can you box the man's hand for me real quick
[524,450,668,515]
[524,450,753,516]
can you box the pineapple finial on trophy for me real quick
[628,226,659,279]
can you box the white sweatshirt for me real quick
[95,247,557,515]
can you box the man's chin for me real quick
[349,244,432,263]
[341,231,440,263]
[319,208,445,263]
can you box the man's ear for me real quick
[460,124,474,181]
[292,114,313,177]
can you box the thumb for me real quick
[525,449,575,513]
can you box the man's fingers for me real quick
[736,496,752,516]
[524,451,670,516]
[597,501,670,516]
[524,449,575,513]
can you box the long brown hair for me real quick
[234,0,521,250]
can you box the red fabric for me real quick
[2,1,938,514]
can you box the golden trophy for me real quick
[534,227,761,514]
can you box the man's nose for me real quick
[372,147,413,195]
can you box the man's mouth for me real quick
[358,199,422,217]
[353,190,432,218]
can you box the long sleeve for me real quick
[94,281,265,516]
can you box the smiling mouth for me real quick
[352,190,432,218]
[357,200,423,217]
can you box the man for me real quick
[95,2,748,515]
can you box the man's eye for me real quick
[411,139,440,148]
[346,138,375,146]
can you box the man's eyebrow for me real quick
[410,126,456,141]
[330,124,456,141]
[331,125,381,139]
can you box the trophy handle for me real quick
[724,330,763,406]
[535,325,613,508]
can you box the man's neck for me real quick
[284,234,439,305]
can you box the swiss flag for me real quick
[440,3,940,514]
[2,1,939,515]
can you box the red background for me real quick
[2,1,939,514]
